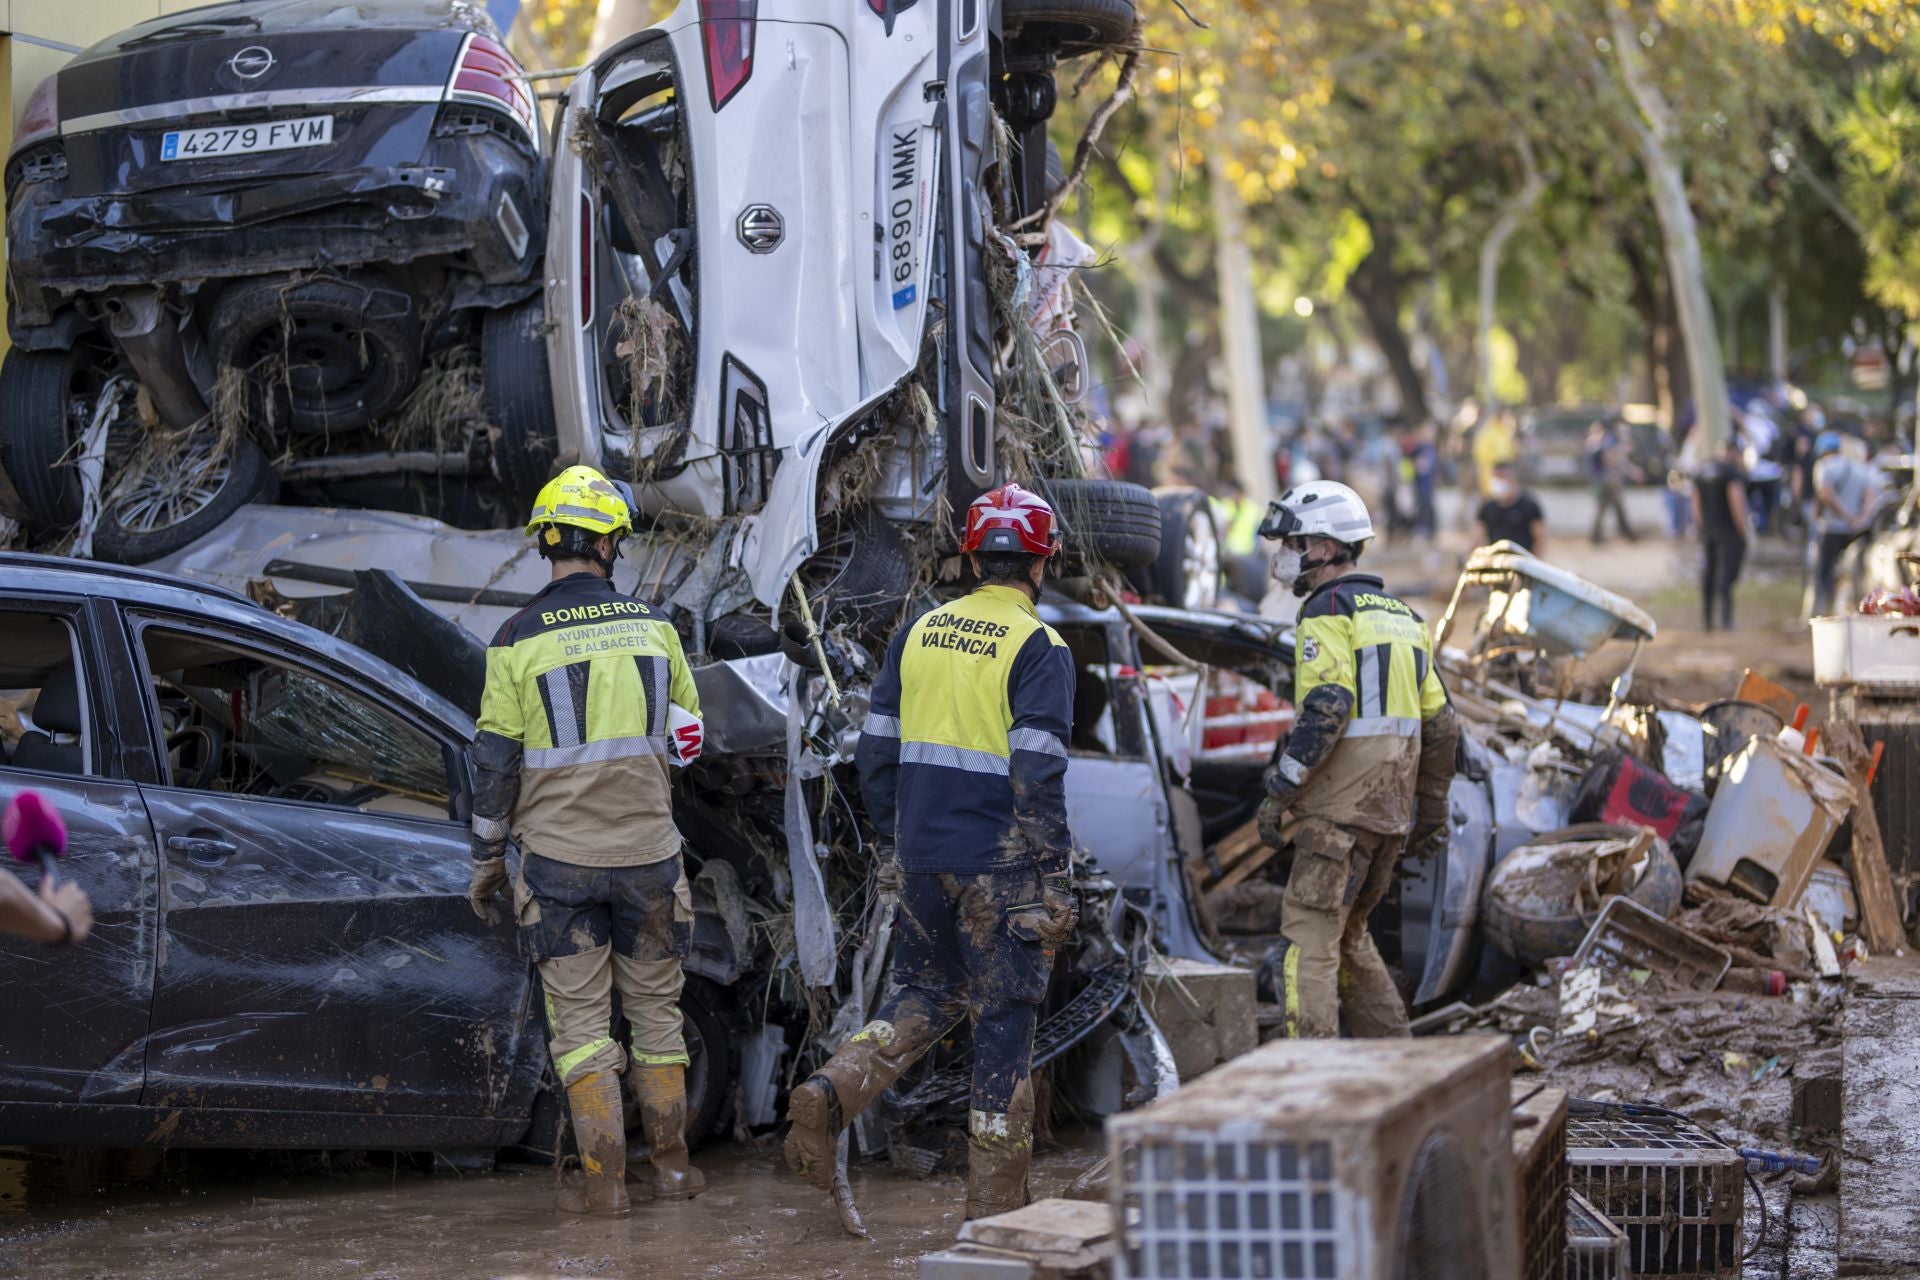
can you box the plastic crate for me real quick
[1811,614,1920,689]
[1110,1037,1518,1280]
[1512,1084,1569,1280]
[1565,1189,1630,1279]
[1568,897,1732,991]
[1566,1109,1743,1277]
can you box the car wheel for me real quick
[0,343,106,528]
[1002,0,1138,50]
[482,296,559,511]
[678,975,741,1146]
[816,506,918,640]
[1042,476,1162,571]
[92,434,277,564]
[1150,486,1221,610]
[208,274,423,436]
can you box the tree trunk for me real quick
[1477,134,1546,411]
[590,0,655,57]
[1609,7,1730,462]
[1768,281,1788,383]
[1209,162,1275,506]
[1349,247,1430,423]
[1121,227,1170,425]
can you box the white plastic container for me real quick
[1812,614,1920,688]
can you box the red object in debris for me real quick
[1599,754,1695,840]
[1861,586,1920,616]
[1804,727,1820,757]
[1199,674,1293,762]
[1867,741,1886,788]
[1791,704,1810,732]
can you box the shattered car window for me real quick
[140,628,449,809]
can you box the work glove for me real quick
[468,856,510,925]
[1257,794,1291,849]
[1409,824,1450,863]
[873,838,904,897]
[1037,873,1078,949]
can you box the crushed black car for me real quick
[0,0,554,564]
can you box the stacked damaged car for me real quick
[0,0,552,560]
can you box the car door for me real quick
[124,610,534,1125]
[0,596,159,1108]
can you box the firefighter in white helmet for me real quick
[1256,481,1459,1038]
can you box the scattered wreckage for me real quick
[0,0,550,560]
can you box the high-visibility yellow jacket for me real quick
[857,585,1076,875]
[1276,573,1456,837]
[470,572,699,867]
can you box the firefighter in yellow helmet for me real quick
[467,465,708,1215]
[1256,481,1459,1039]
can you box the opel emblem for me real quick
[736,204,783,254]
[228,46,276,80]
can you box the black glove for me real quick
[468,857,510,924]
[1038,873,1077,949]
[1409,824,1450,863]
[1257,794,1291,849]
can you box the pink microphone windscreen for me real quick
[3,790,67,862]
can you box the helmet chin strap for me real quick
[1289,549,1348,597]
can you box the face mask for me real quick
[1490,479,1516,501]
[1271,547,1304,592]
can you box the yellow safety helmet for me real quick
[524,465,634,545]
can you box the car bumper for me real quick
[6,134,540,332]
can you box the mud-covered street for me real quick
[0,1137,1104,1280]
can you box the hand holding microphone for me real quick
[3,790,91,945]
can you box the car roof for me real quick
[0,553,472,732]
[1038,597,1294,657]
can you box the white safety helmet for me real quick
[1258,480,1376,548]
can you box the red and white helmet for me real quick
[960,483,1061,558]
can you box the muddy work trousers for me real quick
[1272,819,1410,1040]
[516,851,693,1085]
[816,869,1052,1126]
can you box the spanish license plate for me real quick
[161,115,333,162]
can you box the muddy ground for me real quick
[0,1135,1106,1279]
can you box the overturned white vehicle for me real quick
[523,0,1182,648]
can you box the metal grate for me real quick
[1566,1112,1743,1277]
[1565,1190,1629,1279]
[1512,1086,1569,1280]
[1117,1133,1345,1279]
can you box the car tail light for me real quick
[579,193,594,326]
[10,75,58,157]
[698,0,756,111]
[447,33,538,145]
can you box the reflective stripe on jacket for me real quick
[857,585,1075,875]
[471,573,699,867]
[1286,573,1448,835]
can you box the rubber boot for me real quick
[632,1063,704,1200]
[784,1016,931,1190]
[555,1069,631,1217]
[965,1107,1034,1221]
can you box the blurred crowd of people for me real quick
[1097,381,1910,628]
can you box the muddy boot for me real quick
[632,1063,704,1200]
[555,1069,631,1217]
[965,1108,1033,1221]
[784,1017,934,1190]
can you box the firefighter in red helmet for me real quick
[784,483,1078,1220]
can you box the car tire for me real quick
[0,343,98,527]
[679,975,741,1146]
[482,296,560,510]
[208,274,423,436]
[92,435,278,564]
[817,506,918,639]
[1149,486,1221,610]
[1042,476,1162,571]
[1002,0,1138,49]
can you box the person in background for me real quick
[1738,400,1786,535]
[1692,438,1750,631]
[1475,460,1546,555]
[1471,411,1519,499]
[1663,467,1695,540]
[1586,417,1638,543]
[1808,431,1887,617]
